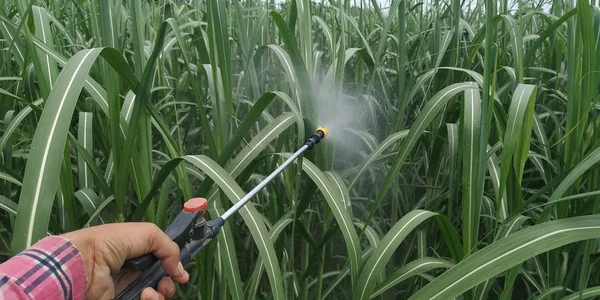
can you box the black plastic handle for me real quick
[114,256,169,300]
[114,218,224,300]
[114,236,218,300]
[115,246,195,300]
[121,209,203,272]
[122,254,157,271]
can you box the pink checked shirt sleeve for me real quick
[0,236,88,300]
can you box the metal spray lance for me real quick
[115,127,328,300]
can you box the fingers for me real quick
[115,223,189,283]
[116,275,176,299]
[141,287,165,300]
[143,225,190,283]
[114,273,176,299]
[140,280,175,300]
[168,262,189,284]
[157,277,176,298]
[118,223,178,259]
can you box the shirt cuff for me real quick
[0,236,88,300]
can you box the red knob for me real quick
[184,198,208,214]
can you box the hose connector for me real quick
[304,126,328,149]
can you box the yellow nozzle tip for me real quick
[316,126,328,138]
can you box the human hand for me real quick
[62,223,190,300]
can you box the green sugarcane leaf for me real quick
[83,196,115,228]
[461,87,482,255]
[532,286,573,300]
[278,153,362,286]
[410,215,600,299]
[32,6,59,92]
[446,123,460,220]
[500,15,524,82]
[67,133,111,199]
[514,86,537,182]
[561,286,600,300]
[11,48,104,253]
[477,214,530,299]
[0,87,25,102]
[207,0,233,136]
[114,21,168,220]
[348,130,409,189]
[0,99,43,152]
[364,82,478,239]
[201,112,298,204]
[74,188,104,225]
[313,16,334,54]
[354,210,438,300]
[164,19,219,159]
[498,84,536,211]
[247,212,294,299]
[208,205,244,300]
[372,258,454,298]
[0,19,26,68]
[325,171,353,217]
[0,171,21,187]
[31,36,110,114]
[270,11,315,119]
[77,112,94,190]
[226,113,297,178]
[524,9,577,64]
[354,222,381,249]
[0,195,17,216]
[130,0,146,77]
[323,248,374,298]
[218,92,278,166]
[539,146,600,222]
[181,155,285,300]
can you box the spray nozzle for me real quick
[315,126,328,138]
[304,126,328,149]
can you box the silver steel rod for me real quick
[220,145,310,221]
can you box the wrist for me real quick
[62,230,94,290]
[21,235,90,300]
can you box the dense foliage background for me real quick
[0,0,599,299]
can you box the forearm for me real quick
[0,236,88,299]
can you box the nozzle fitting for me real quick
[304,126,328,149]
[316,126,328,138]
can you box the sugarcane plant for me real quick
[0,0,599,299]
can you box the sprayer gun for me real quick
[114,127,328,300]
